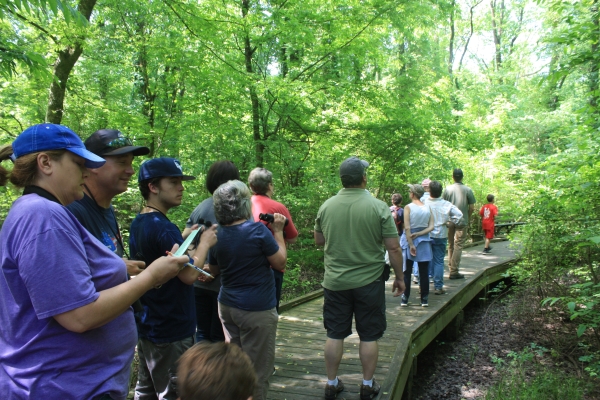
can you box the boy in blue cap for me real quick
[129,157,218,400]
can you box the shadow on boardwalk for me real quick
[269,241,518,400]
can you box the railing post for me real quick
[402,355,418,400]
[443,309,464,341]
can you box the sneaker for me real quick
[449,273,465,279]
[421,301,429,307]
[434,288,446,295]
[401,294,408,306]
[413,275,419,284]
[482,248,491,254]
[324,378,344,400]
[360,378,381,400]
[429,276,434,283]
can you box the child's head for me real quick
[487,194,495,203]
[177,342,256,400]
[429,181,443,198]
[391,193,403,206]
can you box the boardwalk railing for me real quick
[270,240,518,400]
[381,258,516,399]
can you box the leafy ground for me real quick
[413,283,599,399]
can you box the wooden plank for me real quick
[266,240,518,400]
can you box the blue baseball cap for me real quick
[138,157,196,182]
[12,123,106,168]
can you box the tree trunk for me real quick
[590,0,599,126]
[458,0,483,74]
[45,0,97,124]
[242,0,263,167]
[490,0,504,72]
[448,0,455,77]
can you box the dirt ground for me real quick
[411,283,600,399]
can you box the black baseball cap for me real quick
[84,129,150,157]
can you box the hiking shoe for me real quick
[324,378,344,400]
[434,288,446,295]
[401,294,409,306]
[360,378,380,400]
[449,273,465,279]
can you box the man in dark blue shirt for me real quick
[67,129,149,275]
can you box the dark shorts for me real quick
[484,228,494,239]
[323,278,386,341]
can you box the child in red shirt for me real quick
[480,194,498,254]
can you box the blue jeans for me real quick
[431,237,447,290]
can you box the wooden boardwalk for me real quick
[269,240,518,400]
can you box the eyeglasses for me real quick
[106,137,133,149]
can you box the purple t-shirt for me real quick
[0,194,137,400]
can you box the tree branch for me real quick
[163,0,245,76]
[6,8,59,44]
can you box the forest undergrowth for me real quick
[413,283,599,399]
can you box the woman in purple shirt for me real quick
[0,124,192,400]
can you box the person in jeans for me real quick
[400,184,433,307]
[442,168,476,279]
[207,180,287,400]
[424,181,463,294]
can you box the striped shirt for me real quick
[424,197,463,238]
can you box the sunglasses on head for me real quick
[106,137,133,149]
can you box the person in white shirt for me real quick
[425,181,463,294]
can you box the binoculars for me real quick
[259,213,289,226]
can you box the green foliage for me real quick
[486,344,586,399]
[0,0,88,79]
[0,1,599,362]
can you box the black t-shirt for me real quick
[67,193,124,257]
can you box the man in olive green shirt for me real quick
[314,157,404,400]
[442,168,476,279]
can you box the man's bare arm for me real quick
[314,231,325,246]
[384,236,405,297]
